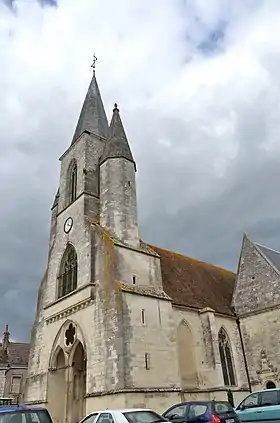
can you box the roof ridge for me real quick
[255,242,280,255]
[149,244,235,275]
[253,243,280,276]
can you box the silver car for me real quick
[79,409,167,423]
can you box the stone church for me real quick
[23,66,280,423]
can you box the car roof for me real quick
[0,405,47,413]
[248,388,280,395]
[88,409,153,414]
[168,401,228,406]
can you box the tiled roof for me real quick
[151,245,236,315]
[0,343,30,367]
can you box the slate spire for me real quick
[100,104,135,169]
[71,67,109,145]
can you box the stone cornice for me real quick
[238,303,280,319]
[118,281,171,301]
[45,298,93,325]
[44,283,95,310]
[86,386,249,398]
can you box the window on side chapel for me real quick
[218,328,236,386]
[58,244,78,299]
[10,375,22,394]
[68,160,77,205]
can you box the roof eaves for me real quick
[254,242,280,278]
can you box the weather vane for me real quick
[91,53,97,72]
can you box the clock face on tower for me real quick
[64,217,73,234]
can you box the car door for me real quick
[187,403,209,423]
[257,389,280,423]
[163,403,189,423]
[236,392,262,422]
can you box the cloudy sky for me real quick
[1,0,280,341]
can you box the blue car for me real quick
[162,401,241,423]
[235,388,280,423]
[0,401,53,423]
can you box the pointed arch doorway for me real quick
[47,347,67,423]
[48,321,87,423]
[69,341,86,423]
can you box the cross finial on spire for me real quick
[91,53,97,72]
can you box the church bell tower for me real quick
[24,58,177,422]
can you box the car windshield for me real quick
[123,411,166,423]
[214,403,234,414]
[0,410,52,423]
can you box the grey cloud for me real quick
[2,0,280,341]
[0,0,56,11]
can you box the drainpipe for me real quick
[234,312,252,393]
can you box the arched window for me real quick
[266,381,276,389]
[67,160,77,205]
[58,244,78,298]
[218,328,236,386]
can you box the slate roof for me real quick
[0,342,30,367]
[71,72,109,144]
[51,188,60,210]
[99,104,135,167]
[151,245,236,315]
[255,243,280,272]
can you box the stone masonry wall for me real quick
[115,246,163,290]
[58,132,105,215]
[172,308,249,405]
[233,235,280,315]
[0,370,6,397]
[100,158,139,248]
[123,292,179,389]
[25,293,107,403]
[239,307,280,390]
[43,196,93,306]
[25,129,105,403]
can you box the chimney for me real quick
[2,325,10,353]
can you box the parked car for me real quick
[0,403,53,423]
[79,409,167,423]
[235,388,280,422]
[162,401,241,423]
